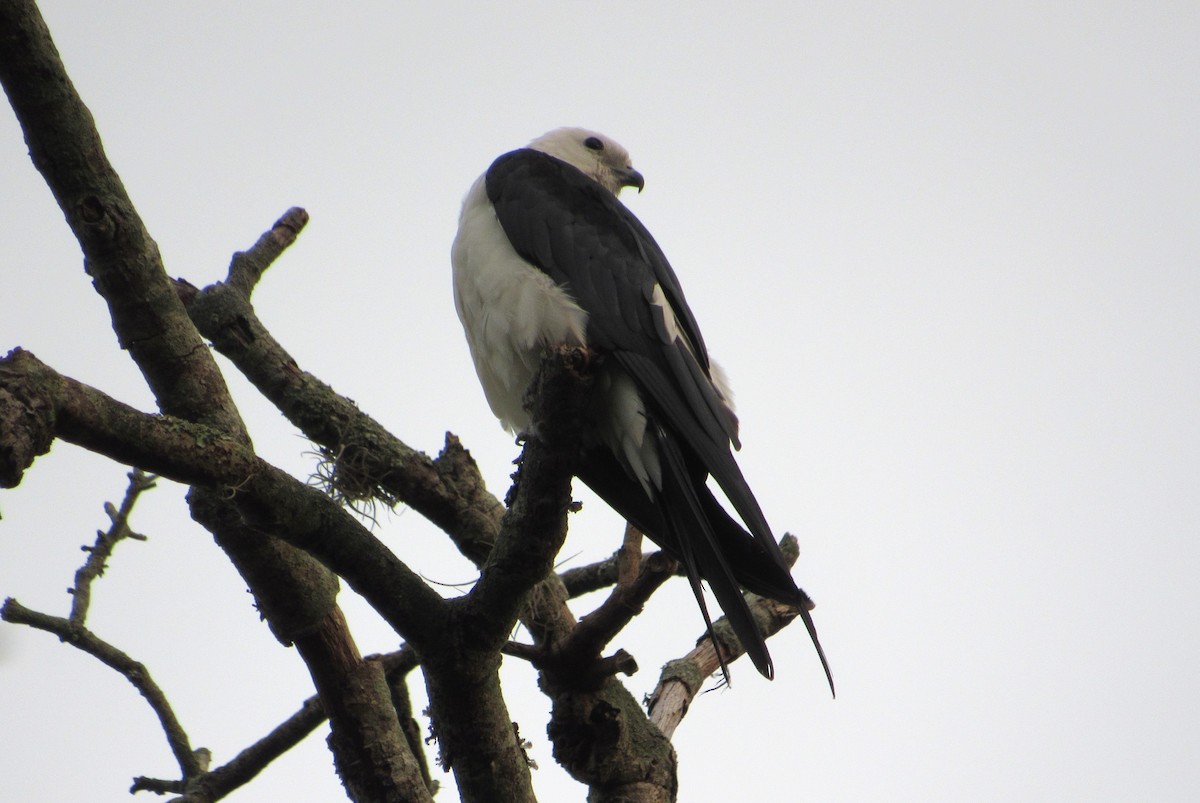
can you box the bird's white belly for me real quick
[451,176,665,493]
[451,177,589,434]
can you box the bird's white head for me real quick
[527,127,645,196]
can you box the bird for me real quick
[451,126,832,691]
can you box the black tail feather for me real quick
[652,423,775,678]
[578,449,799,602]
[576,438,834,690]
[796,600,836,697]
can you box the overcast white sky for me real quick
[2,2,1198,801]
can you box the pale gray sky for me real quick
[2,2,1198,801]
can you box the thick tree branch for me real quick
[298,609,432,803]
[181,259,505,565]
[0,348,448,649]
[532,535,681,803]
[464,345,594,647]
[452,354,681,803]
[380,649,438,798]
[546,676,678,803]
[0,0,243,437]
[544,550,677,679]
[419,347,597,803]
[193,473,430,803]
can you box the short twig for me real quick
[616,522,642,587]
[558,547,686,598]
[0,469,201,777]
[226,207,309,298]
[69,468,156,625]
[500,640,544,664]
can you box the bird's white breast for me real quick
[451,175,669,495]
[451,176,589,434]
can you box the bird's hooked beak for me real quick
[617,166,645,194]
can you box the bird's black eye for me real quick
[584,136,604,151]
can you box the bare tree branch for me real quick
[464,345,594,645]
[181,255,506,565]
[558,547,686,599]
[227,207,310,299]
[0,340,596,802]
[379,648,438,798]
[504,528,679,686]
[617,523,644,587]
[0,348,449,643]
[134,647,422,802]
[647,535,805,739]
[420,346,597,803]
[0,4,433,797]
[0,468,204,779]
[301,609,432,803]
[0,0,245,437]
[547,550,678,676]
[68,468,156,625]
[144,696,327,802]
[1,602,203,780]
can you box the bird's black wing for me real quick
[487,149,783,561]
[486,148,831,684]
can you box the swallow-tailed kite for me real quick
[451,127,832,691]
